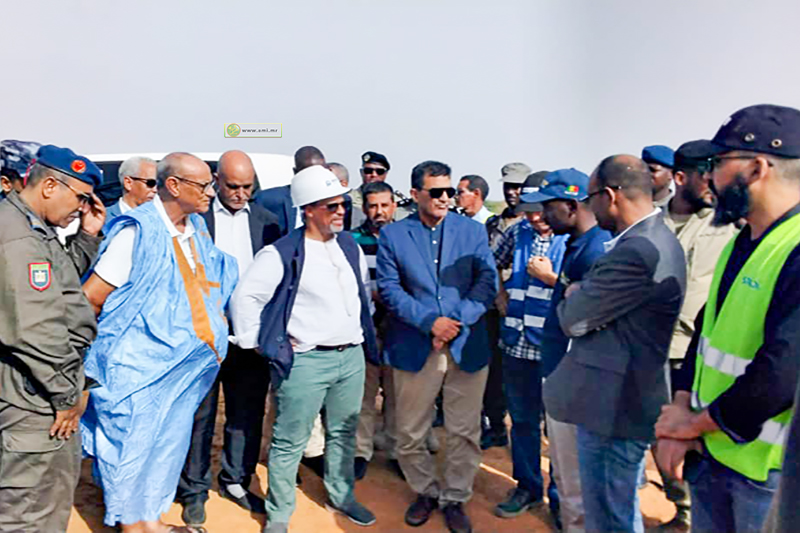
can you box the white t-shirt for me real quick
[212,197,253,277]
[94,196,196,287]
[231,234,370,353]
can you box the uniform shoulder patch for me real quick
[29,262,52,291]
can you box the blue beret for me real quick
[35,145,102,188]
[642,145,675,168]
[0,140,42,178]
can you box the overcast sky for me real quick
[3,1,800,199]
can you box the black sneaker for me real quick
[442,502,473,533]
[300,455,326,479]
[354,457,369,481]
[181,500,206,526]
[494,488,541,518]
[405,495,438,527]
[219,484,266,514]
[325,500,376,526]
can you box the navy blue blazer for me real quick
[253,185,295,236]
[102,200,125,235]
[376,212,498,373]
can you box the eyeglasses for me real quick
[53,177,94,207]
[320,200,346,213]
[709,155,773,172]
[362,167,387,176]
[169,175,214,193]
[585,185,624,201]
[129,176,158,188]
[421,187,456,199]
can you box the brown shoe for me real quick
[404,495,438,527]
[443,502,472,533]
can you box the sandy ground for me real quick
[68,397,676,533]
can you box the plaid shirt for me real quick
[495,221,553,360]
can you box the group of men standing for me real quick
[2,102,800,533]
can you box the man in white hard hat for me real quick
[232,165,380,533]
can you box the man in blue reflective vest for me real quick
[493,171,568,518]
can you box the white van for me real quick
[88,152,293,206]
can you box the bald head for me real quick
[294,146,326,173]
[593,154,653,200]
[157,152,215,215]
[216,150,256,211]
[157,152,208,188]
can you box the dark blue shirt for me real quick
[540,225,611,376]
[426,218,445,315]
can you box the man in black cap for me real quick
[655,141,738,532]
[0,145,106,532]
[656,104,800,533]
[354,151,414,221]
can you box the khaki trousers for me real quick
[546,414,585,533]
[356,362,396,460]
[393,349,488,504]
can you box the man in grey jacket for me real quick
[544,155,686,533]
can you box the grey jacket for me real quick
[543,212,686,441]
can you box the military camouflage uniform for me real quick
[0,191,100,532]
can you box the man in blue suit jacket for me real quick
[377,160,497,533]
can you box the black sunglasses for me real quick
[53,176,94,207]
[321,200,346,213]
[423,187,456,199]
[362,167,387,176]
[129,176,157,188]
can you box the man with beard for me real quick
[656,104,800,533]
[232,165,378,533]
[654,141,738,532]
[352,181,398,480]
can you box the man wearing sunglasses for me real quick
[232,165,378,533]
[177,150,281,526]
[81,152,238,533]
[377,160,497,533]
[103,156,157,233]
[653,140,738,532]
[0,144,105,533]
[544,155,686,533]
[656,104,800,533]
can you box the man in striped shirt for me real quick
[351,181,398,480]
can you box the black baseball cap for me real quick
[695,104,800,159]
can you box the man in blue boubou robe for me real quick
[81,153,238,532]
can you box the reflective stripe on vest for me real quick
[508,286,553,302]
[692,212,800,481]
[503,314,546,330]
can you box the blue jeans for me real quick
[686,453,779,532]
[502,355,544,500]
[576,426,648,533]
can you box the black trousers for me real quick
[482,309,507,430]
[177,344,271,504]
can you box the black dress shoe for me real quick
[219,484,266,514]
[405,495,438,527]
[181,500,206,526]
[443,502,472,533]
[354,457,369,481]
[300,455,326,479]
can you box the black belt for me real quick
[316,343,357,352]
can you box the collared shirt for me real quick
[94,195,196,287]
[231,234,370,353]
[603,208,661,252]
[471,205,493,224]
[118,197,134,214]
[212,197,253,277]
[495,221,554,361]
[426,217,445,278]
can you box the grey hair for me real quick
[118,156,156,185]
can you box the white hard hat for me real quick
[291,165,351,207]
